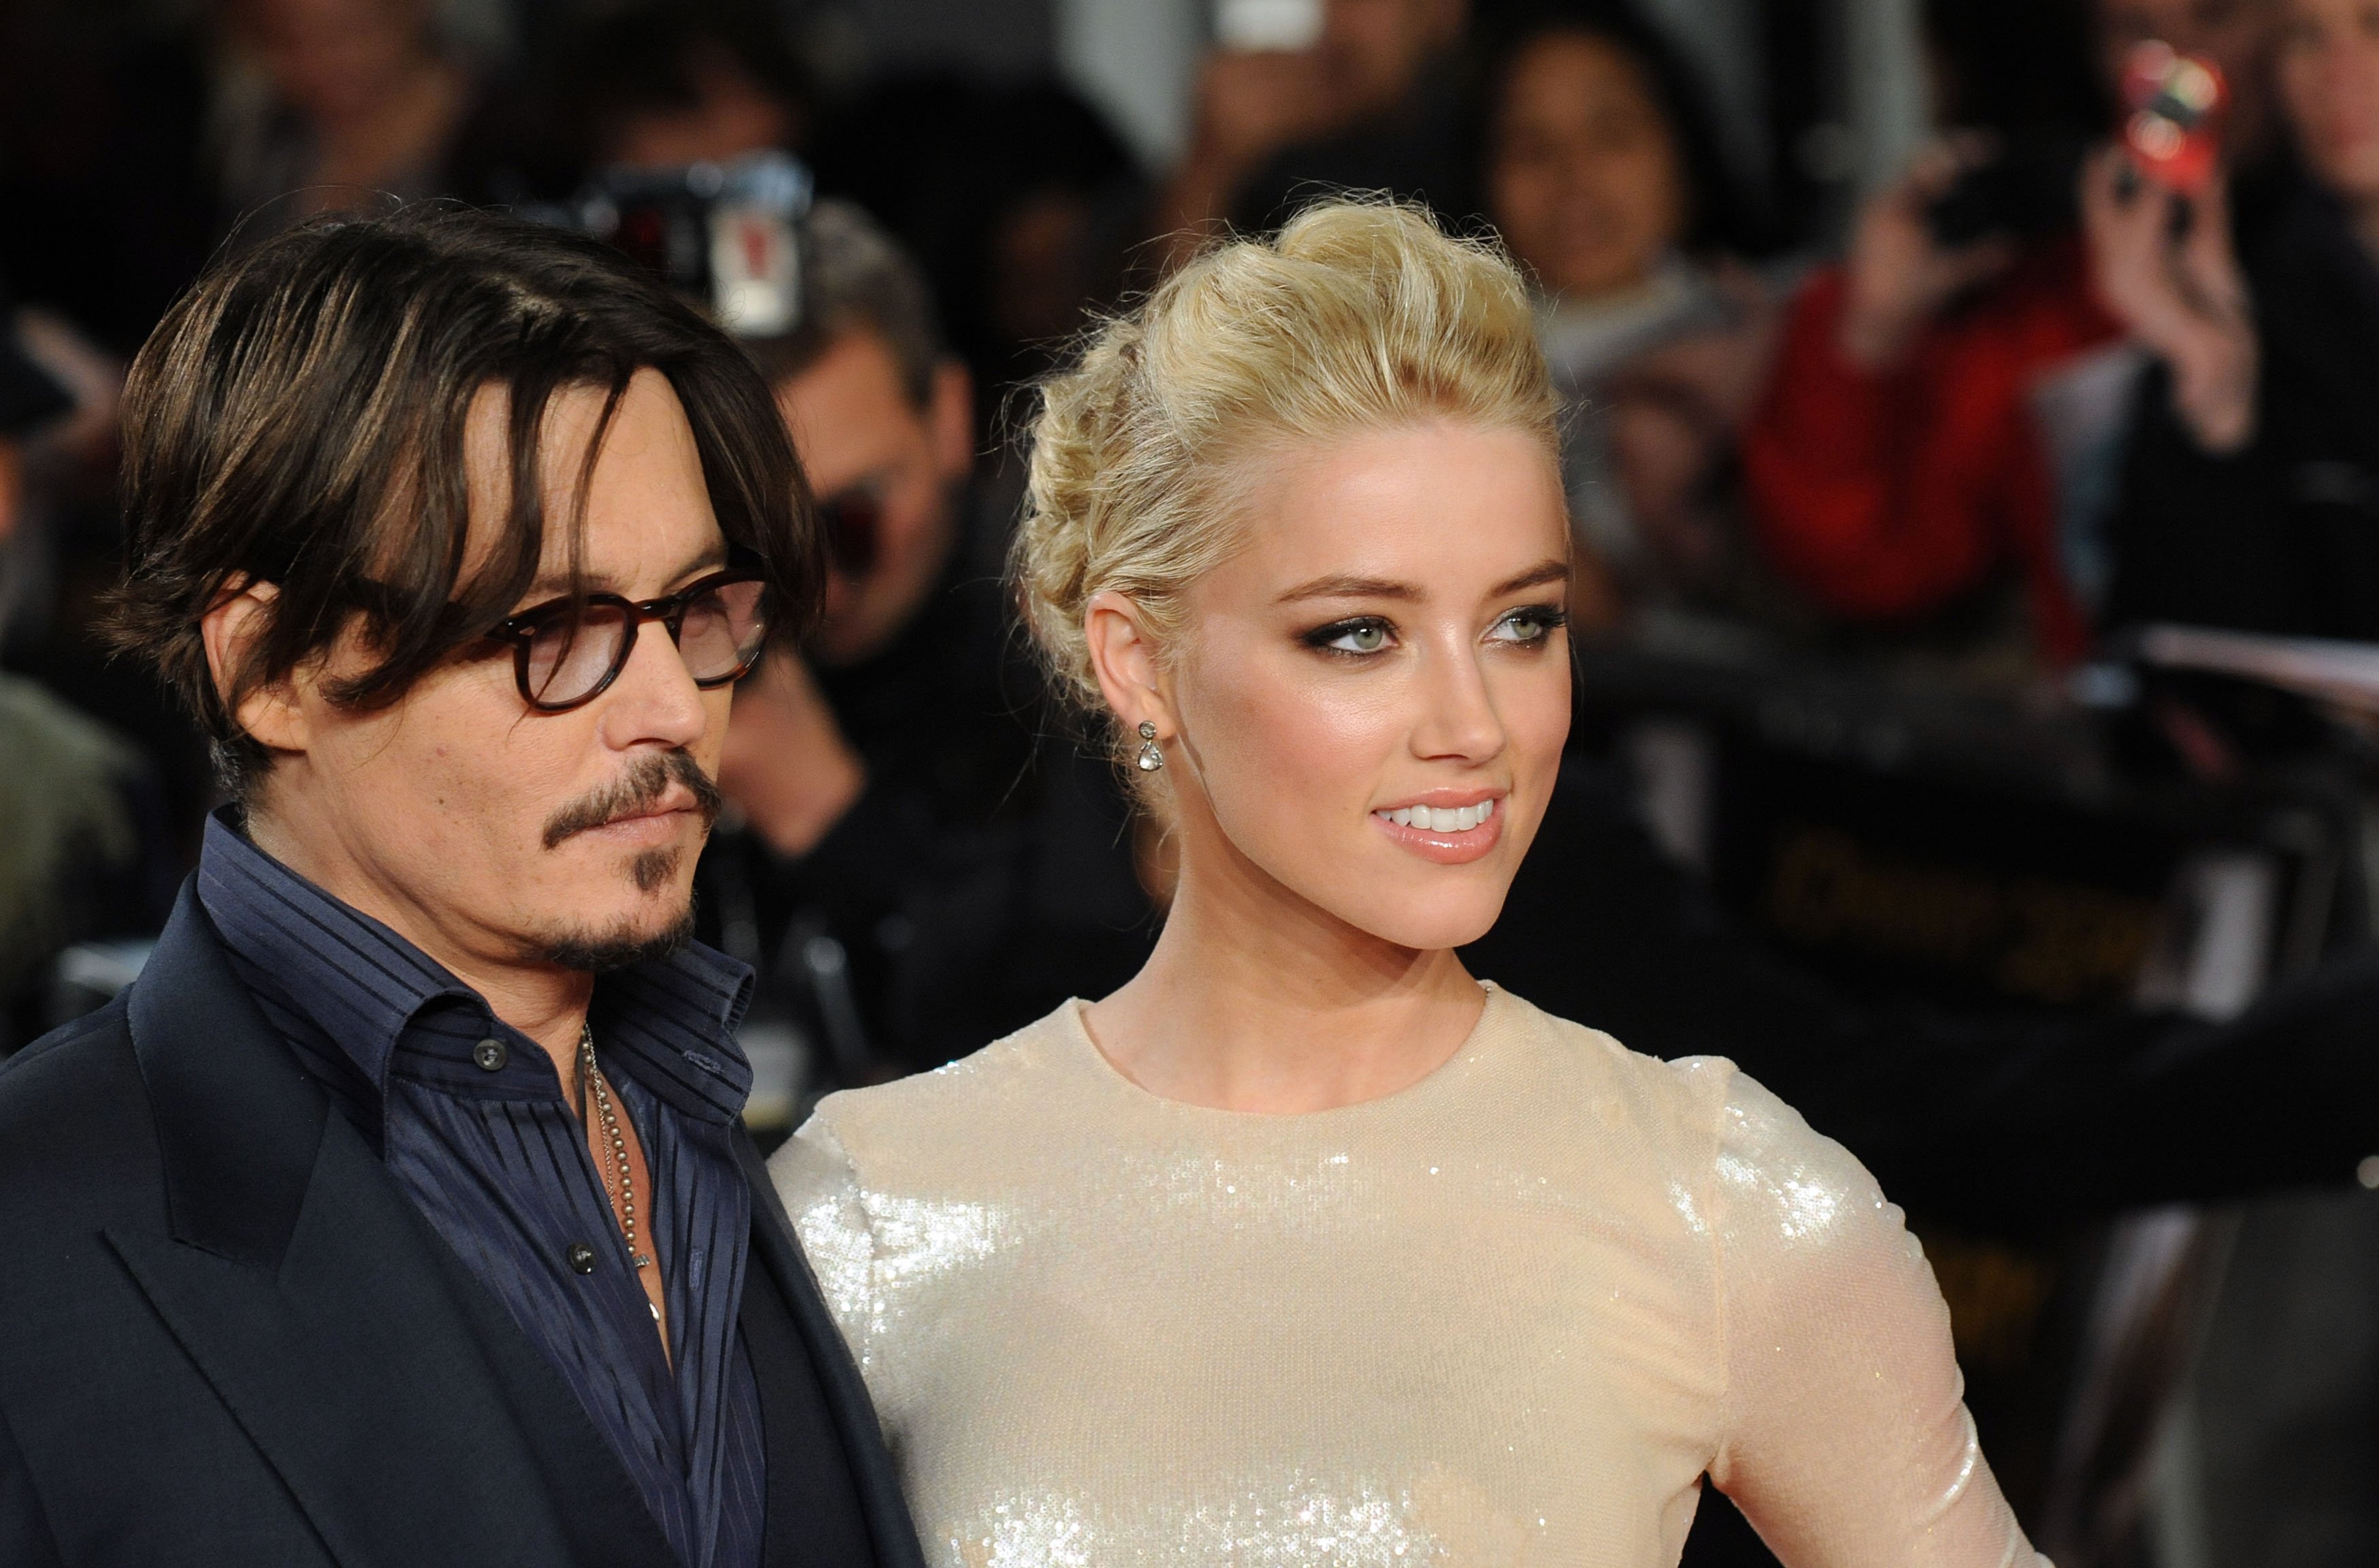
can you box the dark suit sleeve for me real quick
[0,1401,65,1568]
[1466,758,2379,1233]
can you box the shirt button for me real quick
[472,1038,507,1072]
[568,1243,597,1275]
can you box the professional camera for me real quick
[529,149,814,339]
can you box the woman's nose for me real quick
[1409,641,1508,763]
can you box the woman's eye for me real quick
[1307,618,1394,655]
[1490,606,1568,644]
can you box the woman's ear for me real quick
[199,578,310,755]
[1084,589,1173,741]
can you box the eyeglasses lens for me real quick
[677,578,769,683]
[525,604,631,708]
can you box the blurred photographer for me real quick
[1744,0,2279,668]
[711,202,1149,1077]
[2103,0,2379,640]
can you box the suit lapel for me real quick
[111,887,667,1568]
[108,1124,584,1568]
[117,886,922,1568]
[736,1135,927,1568]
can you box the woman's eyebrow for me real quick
[1490,559,1571,596]
[1275,574,1421,604]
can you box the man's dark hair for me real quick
[741,199,947,406]
[105,203,820,800]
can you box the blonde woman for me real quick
[770,202,2045,1568]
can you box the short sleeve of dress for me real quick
[768,1110,881,1369]
[1707,1068,2049,1568]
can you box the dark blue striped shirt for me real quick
[196,813,765,1568]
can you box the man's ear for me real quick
[1083,589,1174,742]
[926,359,974,485]
[199,578,310,755]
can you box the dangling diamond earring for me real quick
[1134,720,1164,772]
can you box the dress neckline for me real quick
[1053,983,1506,1124]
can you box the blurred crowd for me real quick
[12,0,2379,1564]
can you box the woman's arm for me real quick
[1706,1069,2047,1568]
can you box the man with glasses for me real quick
[0,206,923,1568]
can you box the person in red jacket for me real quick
[1744,0,2273,666]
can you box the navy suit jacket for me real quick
[0,883,925,1568]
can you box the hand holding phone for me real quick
[2081,98,2259,456]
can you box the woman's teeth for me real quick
[1377,799,1497,833]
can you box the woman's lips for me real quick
[1371,796,1505,865]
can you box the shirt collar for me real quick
[195,809,755,1127]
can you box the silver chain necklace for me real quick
[578,1023,655,1280]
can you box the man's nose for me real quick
[598,618,710,749]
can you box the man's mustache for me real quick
[542,750,722,850]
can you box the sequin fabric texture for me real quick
[772,987,2049,1568]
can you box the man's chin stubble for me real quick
[528,904,697,973]
[527,849,699,973]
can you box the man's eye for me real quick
[1307,618,1394,654]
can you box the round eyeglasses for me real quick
[486,569,771,713]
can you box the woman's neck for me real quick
[1084,836,1487,1115]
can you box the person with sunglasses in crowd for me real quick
[714,200,1153,1081]
[0,206,923,1568]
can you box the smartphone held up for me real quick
[2122,40,2227,195]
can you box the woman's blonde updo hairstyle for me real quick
[1012,199,1561,770]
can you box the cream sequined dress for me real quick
[772,985,2047,1568]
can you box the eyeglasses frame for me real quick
[485,567,772,714]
